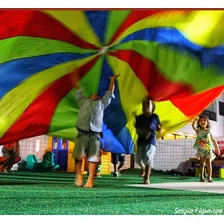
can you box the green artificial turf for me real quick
[0,169,224,215]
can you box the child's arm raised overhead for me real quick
[192,117,199,133]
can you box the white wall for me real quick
[134,138,196,173]
[145,137,223,174]
[154,139,196,173]
[19,135,49,161]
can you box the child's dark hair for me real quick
[197,115,211,129]
[142,97,155,113]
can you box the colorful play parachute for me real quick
[0,10,224,154]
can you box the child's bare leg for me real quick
[118,162,124,171]
[143,165,151,184]
[206,158,213,182]
[113,163,118,173]
[199,157,206,182]
[75,159,83,187]
[139,161,145,177]
[135,149,145,177]
[3,168,9,173]
[84,162,97,188]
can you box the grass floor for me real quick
[0,169,224,215]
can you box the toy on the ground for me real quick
[18,151,60,172]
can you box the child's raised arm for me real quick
[192,117,199,132]
[108,74,120,93]
[70,69,81,89]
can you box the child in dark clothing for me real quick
[111,153,126,177]
[135,97,161,184]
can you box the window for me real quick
[201,110,217,121]
[206,101,217,113]
[201,101,217,121]
[219,101,224,116]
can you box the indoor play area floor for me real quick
[0,169,224,215]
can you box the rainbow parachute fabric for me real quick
[0,9,224,154]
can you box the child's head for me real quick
[142,97,155,116]
[197,115,210,129]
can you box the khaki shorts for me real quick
[73,132,101,162]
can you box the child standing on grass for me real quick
[134,97,162,184]
[70,69,119,188]
[192,115,220,183]
[111,153,126,177]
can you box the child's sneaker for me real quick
[208,178,213,183]
[113,172,119,177]
[200,177,206,182]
